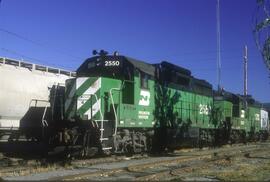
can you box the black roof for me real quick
[76,55,156,77]
[214,91,263,107]
[239,94,262,107]
[192,78,212,89]
[125,56,155,76]
[159,61,191,76]
[76,54,212,95]
[262,103,270,111]
[77,55,195,78]
[214,90,241,103]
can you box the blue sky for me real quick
[0,0,269,102]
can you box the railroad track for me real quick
[0,152,148,177]
[134,149,270,181]
[47,142,270,181]
[1,141,269,180]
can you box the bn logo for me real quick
[139,90,150,106]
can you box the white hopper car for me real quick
[0,57,74,141]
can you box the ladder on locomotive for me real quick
[85,93,113,151]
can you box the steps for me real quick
[96,119,114,151]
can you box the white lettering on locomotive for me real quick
[199,104,210,115]
[104,60,120,66]
[241,110,245,118]
[255,113,260,121]
[138,111,150,119]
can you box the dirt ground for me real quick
[176,148,270,181]
[1,142,270,181]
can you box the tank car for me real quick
[0,57,74,153]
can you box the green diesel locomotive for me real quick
[49,51,268,156]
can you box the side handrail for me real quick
[42,104,49,127]
[109,87,121,136]
[109,80,132,136]
[28,99,50,128]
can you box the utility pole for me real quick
[244,45,248,97]
[244,45,248,109]
[217,0,221,91]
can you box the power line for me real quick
[174,54,260,62]
[0,28,83,62]
[0,29,261,64]
[0,29,261,66]
[175,47,260,58]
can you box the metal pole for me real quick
[244,45,248,97]
[217,0,221,90]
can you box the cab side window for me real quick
[140,72,149,89]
